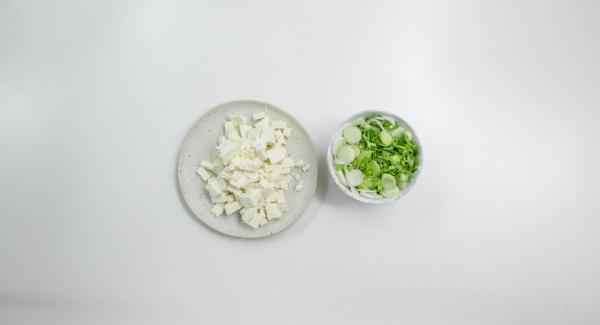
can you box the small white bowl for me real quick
[327,110,423,204]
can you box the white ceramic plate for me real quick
[177,100,318,238]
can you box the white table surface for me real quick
[1,1,599,324]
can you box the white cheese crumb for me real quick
[252,111,265,120]
[195,166,211,182]
[200,160,215,172]
[294,181,304,192]
[266,146,286,164]
[302,164,310,172]
[224,201,242,215]
[210,203,224,217]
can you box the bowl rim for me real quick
[326,110,423,205]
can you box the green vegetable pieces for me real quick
[332,113,420,198]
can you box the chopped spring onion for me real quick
[336,145,356,165]
[343,125,362,144]
[346,169,364,187]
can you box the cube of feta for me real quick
[283,128,292,138]
[246,127,260,140]
[276,175,292,190]
[212,160,224,173]
[302,164,310,172]
[265,203,283,219]
[206,177,226,195]
[228,171,250,188]
[252,111,265,120]
[224,201,242,215]
[243,171,260,183]
[195,166,211,181]
[240,207,259,222]
[217,139,239,163]
[227,185,242,196]
[260,126,275,140]
[266,146,286,164]
[246,214,265,229]
[211,203,224,217]
[259,179,274,194]
[274,190,286,204]
[224,121,240,140]
[238,188,262,208]
[209,191,228,203]
[200,160,215,172]
[239,125,252,138]
[274,130,285,144]
[281,157,294,168]
[295,160,305,168]
[279,201,288,212]
[237,158,262,171]
[228,113,247,125]
[254,116,270,128]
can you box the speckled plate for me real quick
[177,100,318,238]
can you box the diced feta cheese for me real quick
[240,207,259,222]
[254,116,270,128]
[265,191,279,203]
[212,160,224,173]
[236,158,262,171]
[206,177,226,195]
[224,121,240,141]
[252,111,265,120]
[217,139,239,163]
[195,166,211,181]
[274,130,285,144]
[275,190,286,204]
[209,191,228,203]
[246,214,264,228]
[275,175,292,190]
[256,147,269,161]
[224,201,242,215]
[266,146,286,164]
[259,179,274,194]
[238,188,263,208]
[228,113,247,125]
[294,181,304,192]
[265,203,283,219]
[281,157,294,168]
[246,127,260,140]
[200,160,215,172]
[302,164,310,172]
[282,128,292,138]
[200,112,308,228]
[243,171,260,183]
[278,201,288,212]
[210,203,224,217]
[259,216,268,226]
[227,185,242,196]
[228,171,250,188]
[239,125,252,138]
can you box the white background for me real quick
[1,0,599,324]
